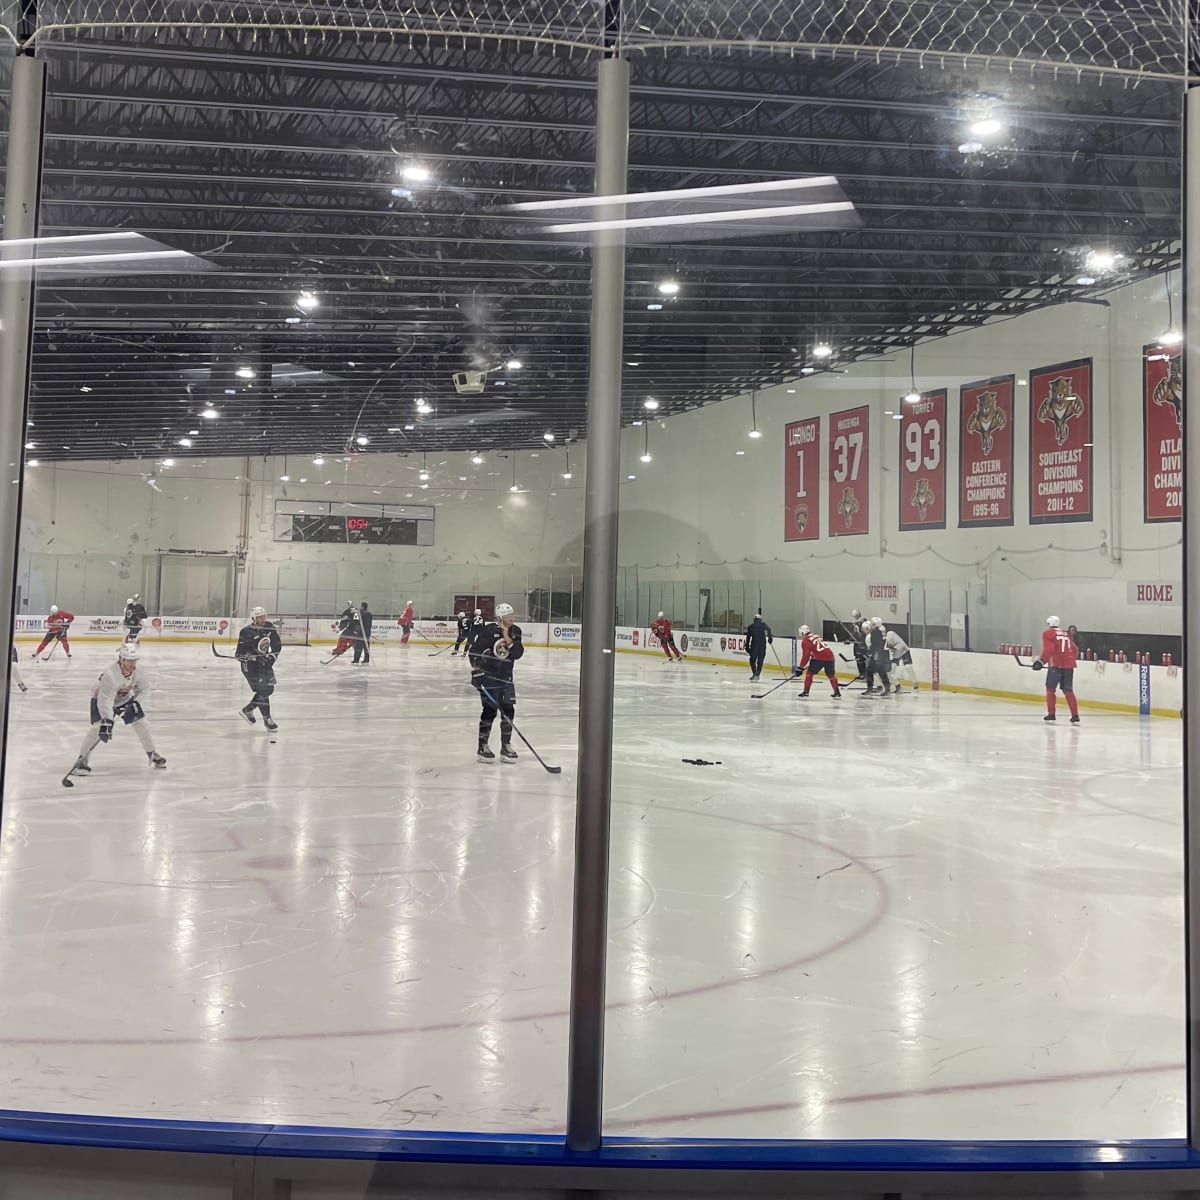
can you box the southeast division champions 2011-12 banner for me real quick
[783,416,820,542]
[897,389,946,531]
[958,375,1014,528]
[1143,343,1182,523]
[1028,357,1093,525]
[827,405,869,536]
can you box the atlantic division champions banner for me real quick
[898,388,946,531]
[1143,343,1182,523]
[827,405,870,536]
[783,416,820,542]
[1029,358,1093,525]
[958,375,1014,528]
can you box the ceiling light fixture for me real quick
[904,344,922,404]
[812,342,833,360]
[471,453,484,465]
[295,291,319,311]
[968,116,1004,138]
[643,396,659,410]
[312,455,325,466]
[279,474,290,482]
[657,279,680,295]
[506,358,523,370]
[418,451,430,482]
[26,459,38,467]
[543,431,555,442]
[646,303,663,311]
[416,399,432,414]
[285,316,302,325]
[748,390,763,439]
[1085,249,1121,274]
[177,437,192,448]
[547,199,855,236]
[401,163,432,183]
[512,175,841,212]
[640,423,653,464]
[800,366,816,376]
[161,458,176,468]
[235,366,256,380]
[201,407,219,420]
[80,386,92,393]
[562,447,572,480]
[356,435,370,445]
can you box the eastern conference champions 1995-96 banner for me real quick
[783,416,820,542]
[827,405,869,536]
[958,374,1015,529]
[1028,357,1093,525]
[897,388,946,531]
[1143,342,1182,523]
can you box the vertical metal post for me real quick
[0,49,46,759]
[565,46,629,1153]
[1185,21,1200,1147]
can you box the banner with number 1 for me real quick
[783,416,820,542]
[827,405,869,537]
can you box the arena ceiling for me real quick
[9,27,1183,463]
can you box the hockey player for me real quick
[886,627,917,692]
[10,646,26,693]
[863,618,893,696]
[328,603,364,660]
[472,608,484,628]
[468,601,524,763]
[452,611,471,656]
[33,604,74,659]
[354,601,373,664]
[64,643,165,785]
[398,600,415,645]
[237,606,282,730]
[744,612,773,681]
[795,625,842,699]
[1038,614,1080,724]
[123,594,148,642]
[650,612,683,662]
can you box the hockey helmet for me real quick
[495,602,515,620]
[49,605,58,615]
[870,616,883,627]
[250,606,267,620]
[117,643,140,662]
[656,611,664,619]
[474,608,482,615]
[131,593,140,602]
[798,624,810,636]
[457,611,466,618]
[851,608,862,620]
[1046,615,1060,628]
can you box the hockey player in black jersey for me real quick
[467,602,524,763]
[236,606,282,730]
[123,594,148,642]
[451,611,471,656]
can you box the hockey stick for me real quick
[210,641,251,661]
[752,674,797,700]
[480,685,562,774]
[1012,652,1045,671]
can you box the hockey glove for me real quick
[1031,658,1046,671]
[98,719,114,743]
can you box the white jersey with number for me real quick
[91,663,146,720]
[885,630,910,658]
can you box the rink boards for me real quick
[12,614,1181,718]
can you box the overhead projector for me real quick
[453,370,487,395]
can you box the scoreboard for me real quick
[274,500,435,546]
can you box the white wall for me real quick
[614,275,1182,646]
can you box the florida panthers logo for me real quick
[794,504,808,534]
[256,635,273,656]
[910,477,936,521]
[1153,355,1182,428]
[1036,376,1084,447]
[836,486,860,530]
[966,389,1007,455]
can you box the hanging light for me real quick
[903,345,922,404]
[643,396,659,410]
[812,342,833,359]
[562,447,573,481]
[747,391,763,438]
[1159,269,1182,345]
[509,454,520,492]
[657,278,680,296]
[471,453,484,465]
[640,423,653,463]
[295,291,319,311]
[418,452,430,482]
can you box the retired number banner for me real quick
[1029,358,1093,525]
[1143,343,1182,523]
[958,375,1014,528]
[898,389,947,531]
[827,405,869,536]
[783,416,820,542]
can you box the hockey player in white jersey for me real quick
[886,627,918,692]
[63,643,165,786]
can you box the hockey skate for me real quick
[500,744,518,763]
[147,752,167,768]
[238,705,256,725]
[263,715,278,732]
[1043,713,1056,722]
[477,742,496,763]
[17,683,26,693]
[1070,715,1081,724]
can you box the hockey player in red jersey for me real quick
[33,605,74,659]
[650,612,683,662]
[398,601,415,645]
[1037,614,1079,724]
[794,625,842,699]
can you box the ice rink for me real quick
[0,637,1184,1141]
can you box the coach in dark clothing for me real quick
[745,612,773,681]
[354,601,373,664]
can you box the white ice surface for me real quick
[0,641,1184,1140]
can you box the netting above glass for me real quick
[5,0,1189,80]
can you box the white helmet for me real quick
[125,597,133,605]
[870,616,883,627]
[798,624,810,636]
[457,611,465,618]
[495,603,514,619]
[754,612,763,620]
[851,608,862,620]
[131,594,140,601]
[49,605,58,615]
[117,643,139,662]
[250,606,267,619]
[1047,615,1060,628]
[408,600,415,606]
[657,611,664,619]
[861,621,871,633]
[474,608,482,615]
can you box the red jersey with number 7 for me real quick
[1042,627,1078,669]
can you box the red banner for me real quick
[827,405,869,536]
[783,416,820,541]
[1029,358,1093,525]
[898,389,947,531]
[958,375,1015,528]
[1143,343,1182,523]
